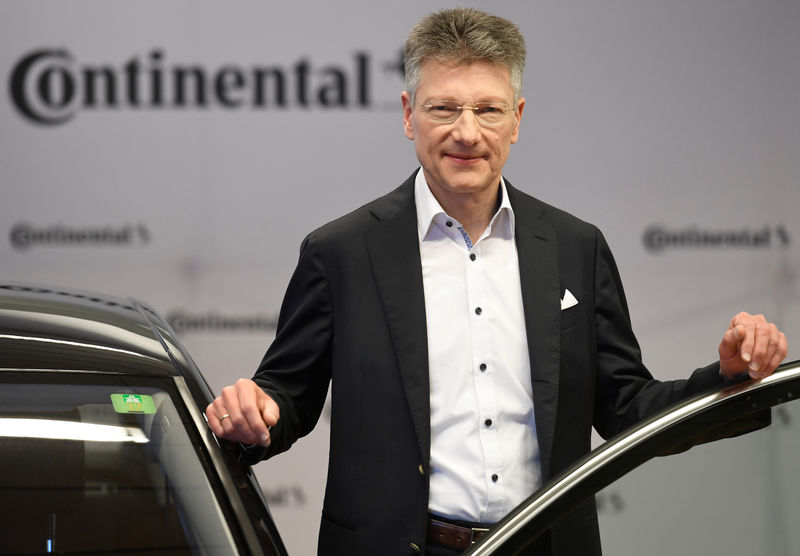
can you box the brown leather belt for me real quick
[427,518,491,551]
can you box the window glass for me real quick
[0,378,237,555]
[597,398,800,555]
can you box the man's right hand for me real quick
[206,378,280,447]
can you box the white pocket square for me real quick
[561,289,579,310]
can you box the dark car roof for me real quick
[0,283,189,378]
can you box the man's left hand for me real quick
[719,312,788,380]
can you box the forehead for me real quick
[417,60,514,101]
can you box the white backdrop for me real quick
[2,1,798,554]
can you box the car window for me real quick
[466,362,800,556]
[597,398,800,555]
[0,375,239,555]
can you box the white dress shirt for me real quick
[414,170,541,523]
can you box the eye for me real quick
[475,103,504,115]
[426,101,459,115]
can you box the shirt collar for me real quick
[414,168,516,243]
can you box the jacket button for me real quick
[410,542,421,553]
[418,464,425,476]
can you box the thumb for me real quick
[719,326,741,360]
[260,395,280,427]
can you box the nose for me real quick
[450,108,481,145]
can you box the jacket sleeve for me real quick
[250,231,334,459]
[591,228,723,439]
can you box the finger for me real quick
[751,322,779,376]
[237,384,273,446]
[719,327,751,380]
[217,409,234,432]
[256,390,282,445]
[235,379,281,446]
[746,315,772,375]
[208,380,279,446]
[262,395,280,427]
[731,313,757,363]
[220,381,261,444]
[718,327,741,362]
[206,397,241,440]
[755,329,788,378]
[205,401,224,436]
[245,395,280,446]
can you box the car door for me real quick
[467,359,800,555]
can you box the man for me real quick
[207,8,788,555]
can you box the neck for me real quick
[433,184,501,244]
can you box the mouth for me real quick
[444,152,484,164]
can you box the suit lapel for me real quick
[508,184,561,480]
[362,178,562,478]
[364,177,431,467]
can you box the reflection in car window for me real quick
[0,379,237,555]
[597,398,799,556]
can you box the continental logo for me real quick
[643,225,791,254]
[10,222,150,251]
[8,48,404,126]
[167,310,278,334]
[263,485,306,508]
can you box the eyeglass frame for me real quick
[415,99,517,127]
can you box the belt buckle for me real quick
[470,527,490,544]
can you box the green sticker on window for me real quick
[111,393,156,414]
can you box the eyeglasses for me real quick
[417,100,515,126]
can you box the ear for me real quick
[401,91,415,140]
[510,96,525,144]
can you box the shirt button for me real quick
[410,542,421,554]
[474,307,482,315]
[418,464,425,476]
[479,363,487,371]
[445,221,453,228]
[492,474,499,482]
[485,419,493,427]
[469,253,476,261]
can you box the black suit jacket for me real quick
[251,171,723,555]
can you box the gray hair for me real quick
[404,8,526,103]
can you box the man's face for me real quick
[402,60,525,205]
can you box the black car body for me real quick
[0,283,288,555]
